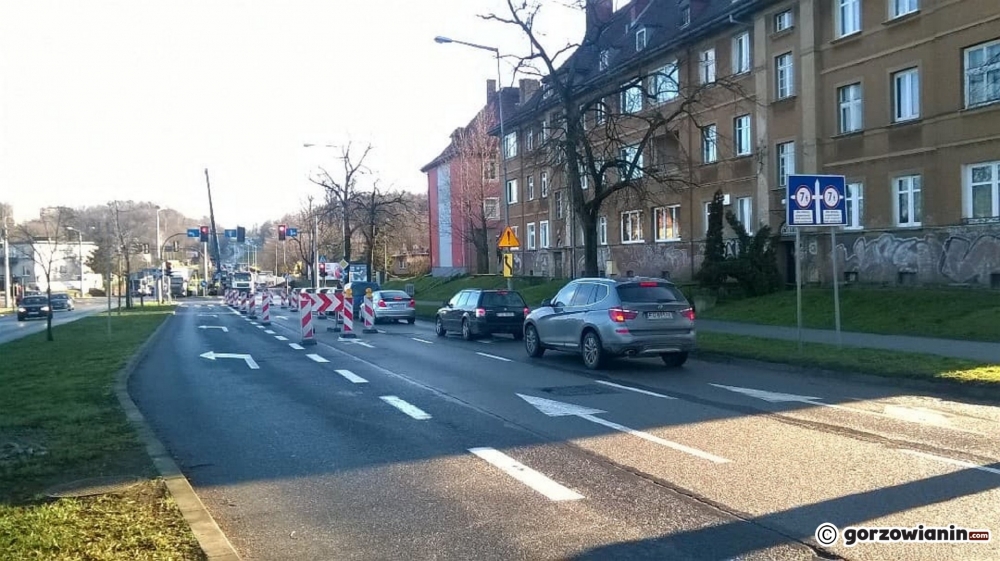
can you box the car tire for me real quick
[406,318,415,325]
[461,318,473,341]
[435,316,446,337]
[581,330,606,370]
[524,324,545,358]
[661,352,689,368]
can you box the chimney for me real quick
[486,79,497,104]
[518,78,540,104]
[585,0,615,37]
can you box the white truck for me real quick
[231,271,255,293]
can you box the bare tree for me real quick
[450,107,502,273]
[351,182,410,281]
[308,142,374,263]
[14,206,74,341]
[485,0,754,276]
[108,200,143,309]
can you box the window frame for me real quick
[701,124,718,163]
[636,27,647,51]
[890,0,918,19]
[539,220,550,248]
[837,82,863,133]
[735,196,753,234]
[526,222,536,250]
[894,174,923,227]
[555,190,564,219]
[653,205,682,242]
[652,61,680,103]
[732,31,751,75]
[892,67,920,122]
[699,48,716,84]
[540,171,549,198]
[621,82,643,113]
[598,216,608,245]
[620,144,644,179]
[845,182,864,229]
[527,175,535,200]
[777,141,796,187]
[503,132,518,159]
[734,114,751,156]
[964,161,1000,220]
[505,178,518,204]
[836,0,861,38]
[776,52,794,99]
[483,197,500,221]
[964,39,1000,109]
[621,210,644,244]
[774,9,793,32]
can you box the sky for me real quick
[0,0,582,229]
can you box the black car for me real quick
[434,289,529,340]
[17,296,53,322]
[49,293,75,311]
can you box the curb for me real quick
[113,311,243,561]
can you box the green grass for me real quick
[384,274,566,308]
[698,287,1000,342]
[697,332,1000,386]
[0,304,205,560]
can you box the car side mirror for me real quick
[539,298,551,308]
[443,301,451,307]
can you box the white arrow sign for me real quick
[709,384,820,403]
[517,394,730,464]
[198,326,229,332]
[200,351,259,369]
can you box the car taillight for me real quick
[681,307,695,321]
[608,308,638,322]
[476,308,486,318]
[639,281,658,287]
[377,300,387,308]
[523,307,530,316]
[408,299,415,308]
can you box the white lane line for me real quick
[256,325,265,329]
[476,339,493,344]
[595,380,677,400]
[379,395,431,420]
[580,414,730,464]
[264,330,275,334]
[468,447,584,502]
[354,341,375,348]
[307,354,330,363]
[335,369,368,384]
[289,343,304,350]
[476,352,511,362]
[898,449,1000,476]
[411,337,433,344]
[275,335,288,341]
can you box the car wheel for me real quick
[435,316,446,337]
[524,324,544,358]
[581,330,606,370]
[461,318,473,341]
[661,352,689,368]
[406,318,415,325]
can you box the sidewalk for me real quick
[416,299,999,363]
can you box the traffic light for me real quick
[319,263,327,277]
[199,226,209,242]
[236,226,246,243]
[277,224,287,241]
[164,262,173,277]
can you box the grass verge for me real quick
[696,332,1000,386]
[698,287,1000,342]
[0,304,205,560]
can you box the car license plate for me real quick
[497,312,515,317]
[646,311,673,320]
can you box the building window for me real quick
[653,62,679,103]
[895,174,922,227]
[845,182,864,229]
[774,9,793,31]
[579,163,589,189]
[732,32,751,74]
[527,223,536,250]
[483,160,497,181]
[506,179,518,204]
[890,0,918,19]
[735,196,753,233]
[503,132,517,159]
[654,206,681,241]
[703,202,712,234]
[636,27,647,51]
[539,220,550,248]
[776,52,794,98]
[620,144,644,179]
[966,161,1000,219]
[838,82,863,133]
[527,175,535,200]
[964,40,1000,108]
[621,83,643,113]
[510,226,519,251]
[595,100,607,124]
[734,115,751,156]
[483,198,500,220]
[777,141,795,187]
[598,216,608,245]
[836,0,861,38]
[540,171,549,198]
[680,5,690,27]
[701,124,717,163]
[892,67,920,122]
[699,48,716,84]
[621,210,643,243]
[599,49,610,71]
[555,191,564,218]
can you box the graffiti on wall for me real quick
[614,243,697,280]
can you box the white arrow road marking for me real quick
[200,351,259,369]
[264,330,275,334]
[335,369,368,384]
[275,335,288,341]
[380,396,431,420]
[595,380,677,400]
[898,449,1000,476]
[307,354,329,363]
[477,352,511,362]
[353,341,375,349]
[197,326,229,333]
[468,447,584,502]
[289,343,304,350]
[517,394,729,464]
[710,384,821,403]
[198,314,218,318]
[275,316,288,320]
[411,337,433,344]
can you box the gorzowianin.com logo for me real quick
[815,523,991,547]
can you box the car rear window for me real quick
[51,294,68,300]
[379,291,410,300]
[615,282,686,303]
[480,291,526,307]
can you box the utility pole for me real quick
[203,242,209,296]
[2,221,10,309]
[313,213,319,290]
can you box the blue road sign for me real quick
[286,227,298,238]
[787,174,847,227]
[224,229,238,239]
[318,255,327,263]
[201,280,207,287]
[187,228,200,238]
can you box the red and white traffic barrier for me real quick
[280,292,289,308]
[299,291,316,345]
[260,291,271,326]
[362,293,377,334]
[339,293,356,339]
[289,290,299,312]
[328,290,342,333]
[240,292,248,314]
[249,292,259,318]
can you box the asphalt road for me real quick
[130,298,1000,561]
[0,298,110,345]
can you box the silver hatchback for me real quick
[523,277,696,369]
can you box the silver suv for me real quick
[523,277,696,370]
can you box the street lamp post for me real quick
[154,206,165,302]
[434,35,513,290]
[65,227,85,295]
[2,218,11,309]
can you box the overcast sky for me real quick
[0,0,581,228]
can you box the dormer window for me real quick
[636,27,647,51]
[599,49,610,71]
[680,4,691,27]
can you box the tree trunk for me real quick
[124,252,133,309]
[477,227,490,274]
[45,282,53,341]
[579,209,600,277]
[342,201,353,262]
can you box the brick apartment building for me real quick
[490,0,1000,287]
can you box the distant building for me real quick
[0,238,100,292]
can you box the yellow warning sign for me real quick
[498,226,520,249]
[502,253,514,278]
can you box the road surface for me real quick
[129,297,1000,561]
